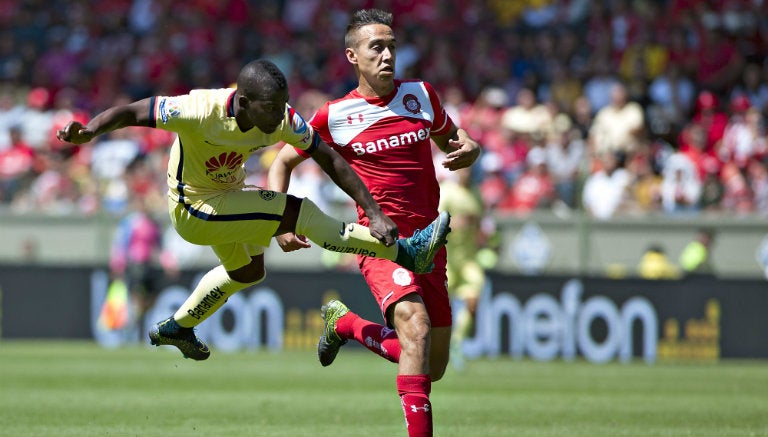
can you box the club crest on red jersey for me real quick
[402,94,421,114]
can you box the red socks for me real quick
[335,313,432,436]
[397,374,433,437]
[335,311,401,363]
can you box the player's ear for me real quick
[345,47,357,65]
[237,94,250,111]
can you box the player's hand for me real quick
[442,138,480,171]
[368,212,398,247]
[56,121,95,145]
[275,232,311,252]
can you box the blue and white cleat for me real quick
[395,211,451,274]
[149,317,210,361]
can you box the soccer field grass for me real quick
[0,341,766,437]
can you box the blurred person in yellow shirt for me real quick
[439,166,493,370]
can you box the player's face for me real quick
[245,88,288,134]
[349,24,396,87]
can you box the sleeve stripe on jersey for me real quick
[299,131,320,155]
[174,137,186,203]
[309,131,321,153]
[148,96,157,128]
[432,116,451,135]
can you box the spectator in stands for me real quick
[18,87,53,150]
[582,150,632,220]
[694,25,745,95]
[679,123,722,182]
[627,151,662,214]
[497,146,556,214]
[570,95,594,140]
[547,62,582,117]
[588,82,645,158]
[582,61,621,115]
[477,154,508,211]
[647,63,696,138]
[731,63,768,116]
[0,125,35,203]
[545,126,586,208]
[699,167,725,212]
[720,97,767,169]
[720,160,754,213]
[459,86,507,159]
[501,87,551,139]
[0,89,24,149]
[747,158,768,216]
[691,90,729,153]
[660,152,702,215]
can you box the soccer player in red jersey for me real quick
[268,9,480,437]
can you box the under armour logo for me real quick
[347,113,364,124]
[381,327,395,338]
[410,404,431,413]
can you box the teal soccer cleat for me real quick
[149,317,210,361]
[395,211,451,274]
[318,300,350,367]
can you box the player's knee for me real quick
[227,263,266,284]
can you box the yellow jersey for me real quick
[151,88,318,203]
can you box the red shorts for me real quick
[358,247,452,328]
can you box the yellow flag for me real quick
[99,279,129,330]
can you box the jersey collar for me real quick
[226,90,236,117]
[351,80,400,105]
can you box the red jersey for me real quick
[303,80,455,235]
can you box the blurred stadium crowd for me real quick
[0,0,767,219]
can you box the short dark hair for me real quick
[237,59,287,100]
[345,9,393,48]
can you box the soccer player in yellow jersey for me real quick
[438,166,489,370]
[57,59,450,360]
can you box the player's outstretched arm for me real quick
[432,127,481,171]
[267,144,312,252]
[309,141,398,246]
[56,98,155,145]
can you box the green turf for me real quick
[0,341,766,437]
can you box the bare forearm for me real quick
[57,98,153,145]
[86,102,151,136]
[267,145,308,193]
[266,160,292,193]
